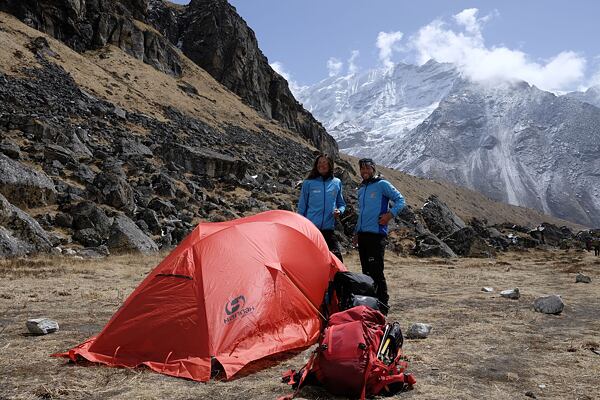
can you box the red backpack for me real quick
[281,305,415,399]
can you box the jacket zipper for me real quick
[359,182,369,232]
[320,179,326,230]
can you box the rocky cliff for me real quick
[1,0,337,155]
[147,0,337,156]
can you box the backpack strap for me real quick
[278,350,318,400]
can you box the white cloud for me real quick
[453,8,483,37]
[348,50,360,74]
[270,61,306,96]
[409,8,586,92]
[327,57,343,77]
[376,31,404,69]
[590,70,600,88]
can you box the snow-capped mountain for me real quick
[297,60,459,159]
[300,61,600,227]
[382,79,600,227]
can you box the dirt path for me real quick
[1,250,599,400]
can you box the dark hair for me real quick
[307,154,334,180]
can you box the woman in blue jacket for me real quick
[297,154,346,261]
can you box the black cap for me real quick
[359,158,375,168]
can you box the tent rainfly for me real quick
[54,210,345,381]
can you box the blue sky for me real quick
[172,1,600,92]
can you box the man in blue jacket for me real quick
[353,158,405,312]
[298,154,347,261]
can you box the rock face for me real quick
[148,0,338,156]
[0,0,182,76]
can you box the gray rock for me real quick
[78,245,110,259]
[0,153,57,208]
[73,228,103,247]
[119,138,153,158]
[69,201,113,237]
[575,273,591,283]
[421,195,466,238]
[0,140,21,159]
[482,287,494,292]
[0,194,52,257]
[107,214,158,253]
[90,173,135,214]
[406,323,432,339]
[500,288,520,299]
[44,144,77,165]
[161,144,248,179]
[26,318,59,335]
[533,295,565,315]
[413,231,457,258]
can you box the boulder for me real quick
[533,295,565,315]
[118,138,153,158]
[442,226,495,257]
[69,202,113,238]
[160,144,248,179]
[413,232,457,258]
[0,194,52,257]
[406,323,432,339]
[421,195,466,238]
[106,214,158,253]
[575,273,591,283]
[0,153,57,208]
[73,228,104,247]
[26,318,59,335]
[90,172,136,214]
[500,288,520,300]
[0,140,22,159]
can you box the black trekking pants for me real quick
[321,229,343,262]
[357,232,388,307]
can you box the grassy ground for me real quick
[1,249,599,400]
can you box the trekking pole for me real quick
[376,323,391,360]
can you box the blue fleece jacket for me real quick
[297,176,346,230]
[355,177,405,236]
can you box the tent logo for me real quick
[224,295,255,324]
[225,295,246,315]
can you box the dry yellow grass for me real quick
[1,250,599,399]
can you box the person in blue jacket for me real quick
[352,158,405,312]
[298,154,346,261]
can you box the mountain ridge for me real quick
[300,60,600,227]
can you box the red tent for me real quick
[54,210,345,381]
